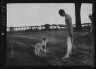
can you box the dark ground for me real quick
[6,30,94,66]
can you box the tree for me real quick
[75,3,82,31]
[41,25,44,31]
[80,14,93,35]
[44,24,50,30]
[10,26,14,32]
[33,26,38,32]
[89,14,93,32]
[89,14,92,21]
[30,26,33,31]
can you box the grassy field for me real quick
[6,30,93,66]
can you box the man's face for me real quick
[60,12,65,17]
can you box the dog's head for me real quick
[42,37,48,43]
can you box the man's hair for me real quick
[59,9,65,16]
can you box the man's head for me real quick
[59,9,65,17]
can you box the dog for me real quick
[34,38,48,56]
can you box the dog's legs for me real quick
[37,49,40,55]
[44,49,46,53]
[40,44,43,51]
[44,45,47,53]
[35,47,37,55]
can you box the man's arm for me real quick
[69,17,73,37]
[70,24,73,37]
[65,18,73,37]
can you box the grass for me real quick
[6,30,93,66]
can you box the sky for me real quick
[7,3,92,27]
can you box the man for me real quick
[59,9,74,58]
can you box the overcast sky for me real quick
[7,3,92,27]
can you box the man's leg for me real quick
[69,36,73,55]
[62,36,72,58]
[71,36,77,55]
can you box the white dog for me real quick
[34,38,48,56]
